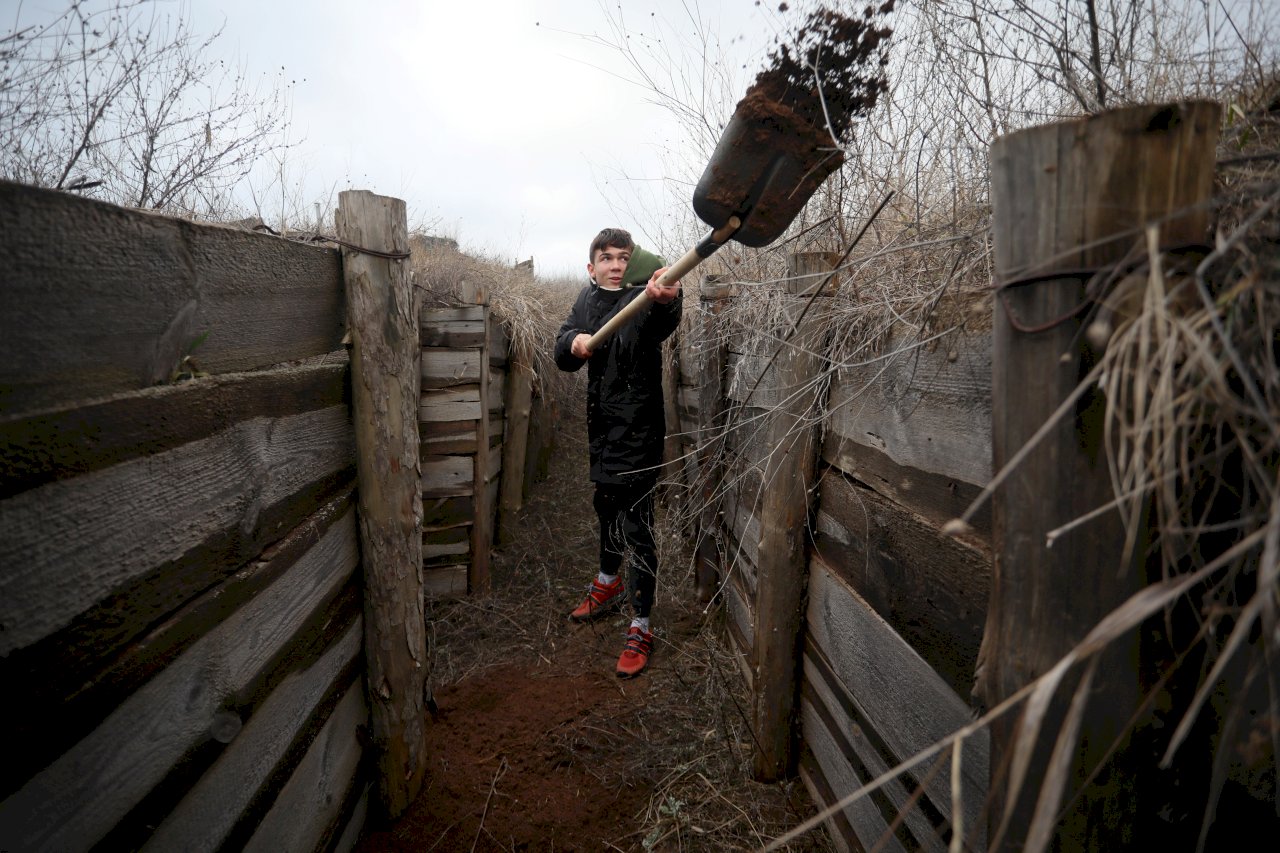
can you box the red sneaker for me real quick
[568,576,624,622]
[616,626,653,678]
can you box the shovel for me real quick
[583,5,893,352]
[584,99,846,352]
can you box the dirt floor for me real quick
[355,401,834,852]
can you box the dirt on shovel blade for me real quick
[693,3,894,245]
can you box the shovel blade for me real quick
[692,103,845,248]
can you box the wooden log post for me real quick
[752,252,839,781]
[661,335,685,491]
[470,289,493,593]
[523,388,554,494]
[985,101,1219,849]
[335,190,428,820]
[497,340,534,546]
[694,276,735,602]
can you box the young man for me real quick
[554,227,682,678]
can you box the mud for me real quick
[356,665,642,852]
[750,3,895,146]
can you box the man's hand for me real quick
[646,267,680,304]
[571,332,593,359]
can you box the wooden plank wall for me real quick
[418,304,507,597]
[672,272,995,852]
[802,312,994,852]
[0,181,369,852]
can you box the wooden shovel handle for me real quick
[585,218,739,352]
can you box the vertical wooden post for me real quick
[661,337,684,489]
[523,388,553,495]
[752,252,838,781]
[471,292,493,593]
[694,275,734,602]
[335,190,427,819]
[986,101,1218,848]
[497,341,533,545]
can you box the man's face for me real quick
[588,244,631,289]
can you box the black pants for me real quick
[593,480,658,619]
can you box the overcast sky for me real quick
[181,0,788,278]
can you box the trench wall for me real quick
[673,274,993,852]
[0,182,368,852]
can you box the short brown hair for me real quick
[589,227,633,262]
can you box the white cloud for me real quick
[181,0,779,272]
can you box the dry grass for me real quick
[409,237,579,395]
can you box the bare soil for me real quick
[356,400,833,852]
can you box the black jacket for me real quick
[555,282,682,485]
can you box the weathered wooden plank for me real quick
[822,432,992,544]
[419,387,482,422]
[0,358,347,500]
[487,370,506,413]
[1,483,357,801]
[140,619,362,852]
[813,470,990,698]
[421,455,473,498]
[676,384,701,421]
[804,649,950,851]
[471,311,494,593]
[421,348,482,387]
[90,579,363,853]
[798,751,858,853]
[420,419,480,455]
[800,687,911,853]
[722,490,761,586]
[241,682,367,853]
[423,525,470,559]
[724,408,775,471]
[488,318,510,368]
[0,509,361,851]
[723,573,754,690]
[419,305,486,327]
[485,478,500,535]
[725,350,794,408]
[824,321,991,498]
[0,181,345,418]
[522,391,555,494]
[806,555,988,843]
[331,783,370,853]
[423,565,468,599]
[483,442,502,484]
[0,404,355,659]
[689,277,734,601]
[420,306,487,354]
[498,354,534,545]
[678,354,705,386]
[422,495,474,531]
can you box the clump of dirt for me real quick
[751,3,896,146]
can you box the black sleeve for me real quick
[637,290,682,345]
[554,287,590,372]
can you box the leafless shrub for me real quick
[1,0,294,215]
